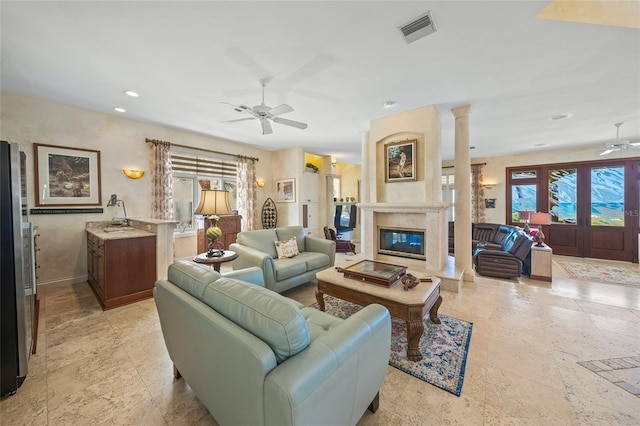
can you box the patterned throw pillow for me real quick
[275,236,299,259]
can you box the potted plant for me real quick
[305,162,319,173]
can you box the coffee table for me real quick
[316,266,442,362]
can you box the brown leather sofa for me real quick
[449,222,525,253]
[473,229,533,278]
[448,222,533,278]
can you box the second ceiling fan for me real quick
[221,79,308,135]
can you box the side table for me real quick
[193,250,238,272]
[530,243,552,281]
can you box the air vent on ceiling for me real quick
[399,11,437,44]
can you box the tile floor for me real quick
[1,254,639,425]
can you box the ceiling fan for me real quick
[600,122,640,155]
[221,78,308,135]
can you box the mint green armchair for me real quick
[154,261,391,426]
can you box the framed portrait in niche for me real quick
[275,178,295,203]
[34,143,102,206]
[385,139,417,182]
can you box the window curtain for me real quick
[236,158,257,231]
[471,163,485,223]
[149,140,173,220]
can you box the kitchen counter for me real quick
[86,227,155,240]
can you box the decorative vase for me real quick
[205,216,223,257]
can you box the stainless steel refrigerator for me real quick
[1,140,36,396]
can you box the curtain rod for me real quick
[442,162,486,169]
[145,138,259,162]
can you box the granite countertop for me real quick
[86,227,155,241]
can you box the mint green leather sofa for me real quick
[154,261,391,426]
[230,225,335,293]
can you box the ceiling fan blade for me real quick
[600,149,614,156]
[221,102,253,113]
[272,117,308,130]
[260,118,273,135]
[630,142,640,147]
[221,117,256,124]
[268,104,294,116]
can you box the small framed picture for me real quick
[385,139,417,182]
[34,143,102,206]
[485,198,496,209]
[275,178,295,203]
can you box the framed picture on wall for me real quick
[385,139,417,182]
[275,178,295,203]
[34,143,102,206]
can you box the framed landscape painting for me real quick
[385,139,417,182]
[34,143,102,206]
[275,178,295,203]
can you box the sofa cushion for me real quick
[167,260,221,299]
[202,277,310,363]
[297,251,331,271]
[300,307,343,341]
[237,228,279,258]
[276,226,306,252]
[273,257,308,281]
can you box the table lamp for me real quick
[518,210,532,234]
[529,212,551,247]
[194,189,232,257]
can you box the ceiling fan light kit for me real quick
[600,122,640,156]
[221,79,308,135]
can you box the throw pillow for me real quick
[275,236,299,259]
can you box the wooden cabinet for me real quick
[197,214,242,253]
[87,232,157,310]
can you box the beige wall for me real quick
[1,92,275,286]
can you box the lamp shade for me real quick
[529,212,551,226]
[194,190,232,216]
[518,211,532,222]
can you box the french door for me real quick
[508,158,639,263]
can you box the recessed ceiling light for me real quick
[113,107,126,113]
[534,143,546,147]
[549,113,573,121]
[124,90,140,97]
[383,101,396,108]
[470,146,476,149]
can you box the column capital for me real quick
[451,104,472,119]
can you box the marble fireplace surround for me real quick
[358,202,458,291]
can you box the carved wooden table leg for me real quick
[429,294,443,324]
[406,318,424,361]
[315,290,326,312]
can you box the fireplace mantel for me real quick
[357,202,451,213]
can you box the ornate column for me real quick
[452,104,474,282]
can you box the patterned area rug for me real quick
[555,259,640,288]
[311,296,473,396]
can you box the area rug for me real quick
[555,259,640,289]
[310,296,473,396]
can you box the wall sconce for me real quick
[122,169,145,179]
[481,182,497,189]
[256,179,266,188]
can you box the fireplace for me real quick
[378,226,426,260]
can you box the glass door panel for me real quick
[511,184,536,222]
[590,166,624,227]
[549,168,577,224]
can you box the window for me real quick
[442,171,455,221]
[591,166,624,226]
[170,151,237,232]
